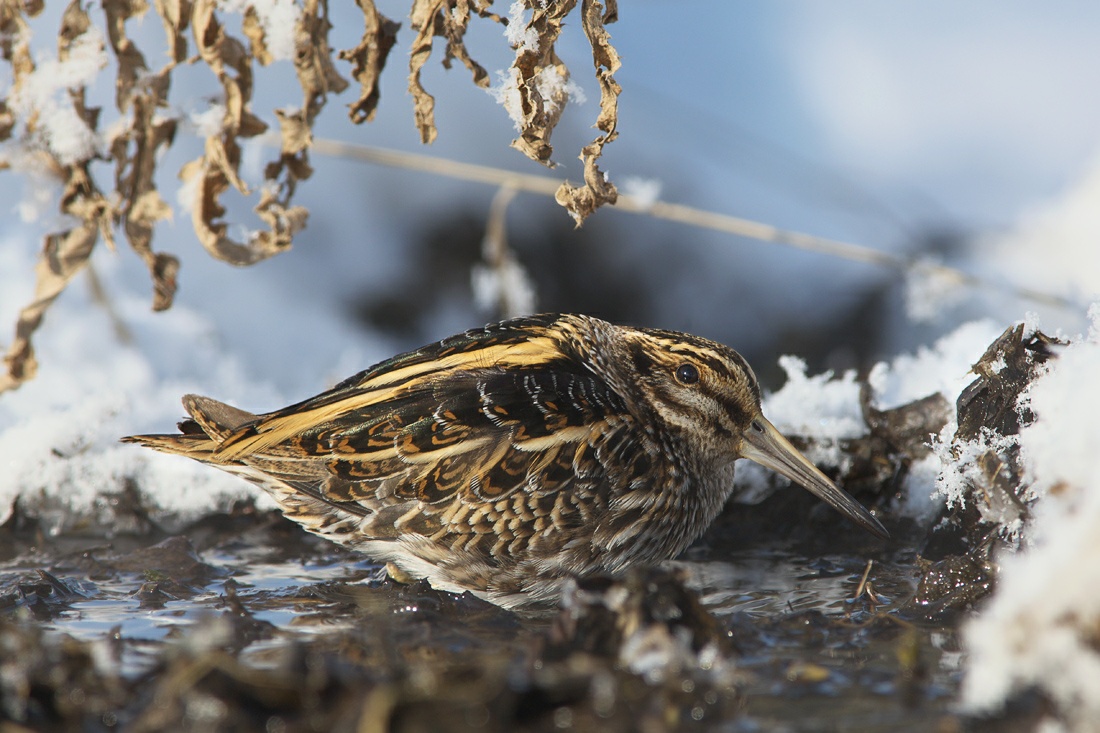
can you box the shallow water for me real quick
[0,506,968,731]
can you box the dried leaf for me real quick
[339,0,400,124]
[242,6,272,66]
[103,0,151,111]
[1,3,121,393]
[152,0,191,64]
[1,167,112,393]
[503,1,577,165]
[296,0,349,106]
[554,0,620,224]
[408,0,445,144]
[59,0,92,43]
[274,108,312,157]
[104,0,181,311]
[0,100,13,141]
[438,0,492,88]
[408,0,503,144]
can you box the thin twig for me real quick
[295,135,1081,313]
[853,559,874,600]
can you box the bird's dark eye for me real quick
[675,363,700,385]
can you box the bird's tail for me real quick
[121,394,258,464]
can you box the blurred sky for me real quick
[3,0,1099,392]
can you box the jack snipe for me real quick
[124,313,887,608]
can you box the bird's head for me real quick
[608,324,888,540]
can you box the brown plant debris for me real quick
[1,1,113,393]
[1,0,628,394]
[554,0,620,224]
[909,325,1063,619]
[407,0,500,145]
[104,0,180,312]
[340,0,401,124]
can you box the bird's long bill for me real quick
[741,417,889,539]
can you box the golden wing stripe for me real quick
[215,337,562,460]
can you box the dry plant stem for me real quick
[85,264,134,345]
[479,185,531,319]
[853,559,874,600]
[306,138,1079,313]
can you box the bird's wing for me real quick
[210,315,656,513]
[212,313,570,460]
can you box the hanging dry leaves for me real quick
[0,0,627,393]
[340,0,400,124]
[496,0,621,222]
[554,0,620,223]
[1,1,114,392]
[407,0,500,144]
[104,0,180,311]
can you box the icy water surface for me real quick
[0,496,974,732]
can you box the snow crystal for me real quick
[932,427,1026,537]
[489,65,586,133]
[504,1,540,52]
[960,303,1100,728]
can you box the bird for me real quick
[124,313,887,609]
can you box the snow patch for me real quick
[218,0,301,62]
[960,304,1100,728]
[6,25,108,167]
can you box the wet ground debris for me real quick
[0,566,743,732]
[911,325,1061,621]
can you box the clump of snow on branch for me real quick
[737,321,1004,513]
[961,303,1100,730]
[765,356,866,445]
[620,177,663,209]
[188,103,228,138]
[5,26,107,167]
[867,319,1002,410]
[871,319,1004,522]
